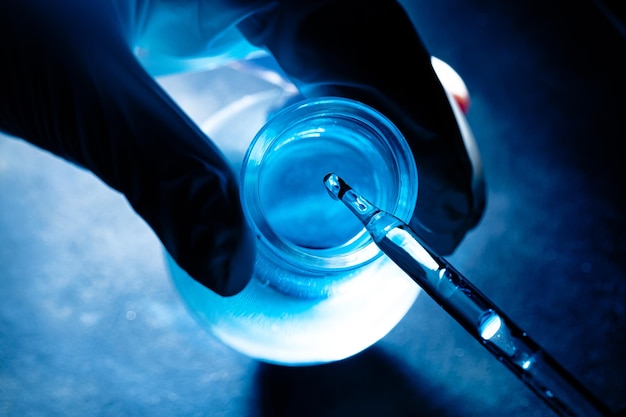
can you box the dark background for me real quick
[1,1,625,416]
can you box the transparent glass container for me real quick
[160,58,421,365]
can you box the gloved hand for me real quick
[0,0,485,296]
[238,0,486,254]
[0,0,259,296]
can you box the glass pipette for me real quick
[323,173,612,417]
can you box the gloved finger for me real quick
[239,0,486,254]
[0,1,254,295]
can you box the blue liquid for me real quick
[260,139,373,249]
[163,65,421,364]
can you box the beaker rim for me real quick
[241,96,418,272]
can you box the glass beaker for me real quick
[160,58,421,365]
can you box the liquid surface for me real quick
[259,130,385,250]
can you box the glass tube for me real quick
[324,173,612,417]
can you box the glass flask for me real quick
[159,57,421,365]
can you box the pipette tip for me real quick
[323,173,345,200]
[323,173,379,224]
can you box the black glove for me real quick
[239,0,486,254]
[0,0,256,295]
[0,0,485,297]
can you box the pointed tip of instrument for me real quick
[323,173,380,224]
[323,173,348,200]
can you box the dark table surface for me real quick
[1,1,625,416]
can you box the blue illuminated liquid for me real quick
[259,136,375,249]
[163,68,421,364]
[478,309,502,340]
[258,110,410,256]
